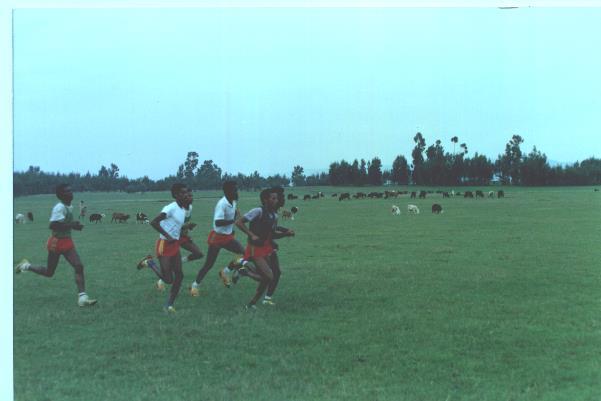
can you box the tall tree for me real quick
[183,152,199,179]
[521,146,550,186]
[496,135,523,184]
[108,163,120,179]
[196,160,222,189]
[367,157,383,185]
[451,136,458,154]
[291,165,306,187]
[411,132,426,184]
[391,155,410,185]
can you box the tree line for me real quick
[13,134,601,196]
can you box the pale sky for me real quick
[10,5,601,180]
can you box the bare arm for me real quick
[49,220,83,231]
[215,208,240,227]
[272,225,294,239]
[235,216,259,243]
[150,213,175,241]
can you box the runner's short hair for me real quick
[171,183,188,198]
[222,180,237,194]
[55,183,70,197]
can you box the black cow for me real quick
[111,212,130,223]
[475,190,484,198]
[410,191,417,199]
[431,204,443,214]
[442,192,450,198]
[89,213,104,223]
[419,191,427,199]
[464,191,474,198]
[303,195,311,201]
[332,193,338,197]
[136,212,149,223]
[497,190,505,198]
[339,193,351,201]
[27,212,34,222]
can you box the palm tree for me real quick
[451,136,458,154]
[460,143,468,155]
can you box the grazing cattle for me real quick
[27,212,34,222]
[497,190,505,198]
[291,206,298,214]
[475,190,484,198]
[451,190,455,197]
[15,213,25,224]
[89,213,105,223]
[111,212,130,223]
[339,193,351,201]
[281,210,294,220]
[464,191,474,198]
[442,192,450,198]
[368,192,383,199]
[136,212,149,223]
[303,195,311,201]
[384,190,400,199]
[407,204,420,214]
[431,204,443,214]
[410,191,417,199]
[419,191,427,199]
[488,191,495,198]
[391,205,401,215]
[319,192,324,198]
[353,192,366,199]
[287,194,298,200]
[594,188,599,192]
[311,194,320,199]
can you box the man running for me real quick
[154,188,203,291]
[15,184,97,307]
[189,180,249,296]
[235,188,294,309]
[137,183,190,313]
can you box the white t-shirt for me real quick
[185,204,192,221]
[50,202,73,222]
[213,196,237,234]
[159,201,186,240]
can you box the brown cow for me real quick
[111,212,130,223]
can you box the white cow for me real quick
[391,205,401,215]
[15,213,25,224]
[407,204,420,214]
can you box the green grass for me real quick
[13,186,601,401]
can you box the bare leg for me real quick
[194,246,221,283]
[248,257,273,305]
[63,248,86,293]
[28,252,61,277]
[266,252,281,298]
[180,241,204,262]
[167,254,183,306]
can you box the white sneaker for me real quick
[15,258,31,274]
[78,294,98,307]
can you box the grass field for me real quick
[12,186,601,401]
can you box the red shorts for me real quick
[244,242,274,260]
[179,235,191,245]
[207,230,235,247]
[46,237,74,254]
[156,239,181,257]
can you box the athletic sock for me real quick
[191,281,199,288]
[78,292,87,298]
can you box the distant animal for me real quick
[339,193,350,201]
[410,191,417,199]
[464,191,474,198]
[291,206,299,214]
[442,192,450,198]
[287,194,298,200]
[319,192,324,198]
[303,195,311,201]
[136,212,149,223]
[281,210,294,220]
[332,193,338,197]
[594,188,599,192]
[488,191,495,198]
[15,213,25,224]
[311,194,320,199]
[431,204,443,214]
[450,190,456,197]
[111,212,130,223]
[353,192,366,199]
[497,190,505,198]
[407,204,420,214]
[391,205,401,215]
[89,213,106,223]
[475,190,484,198]
[27,212,34,222]
[419,191,427,199]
